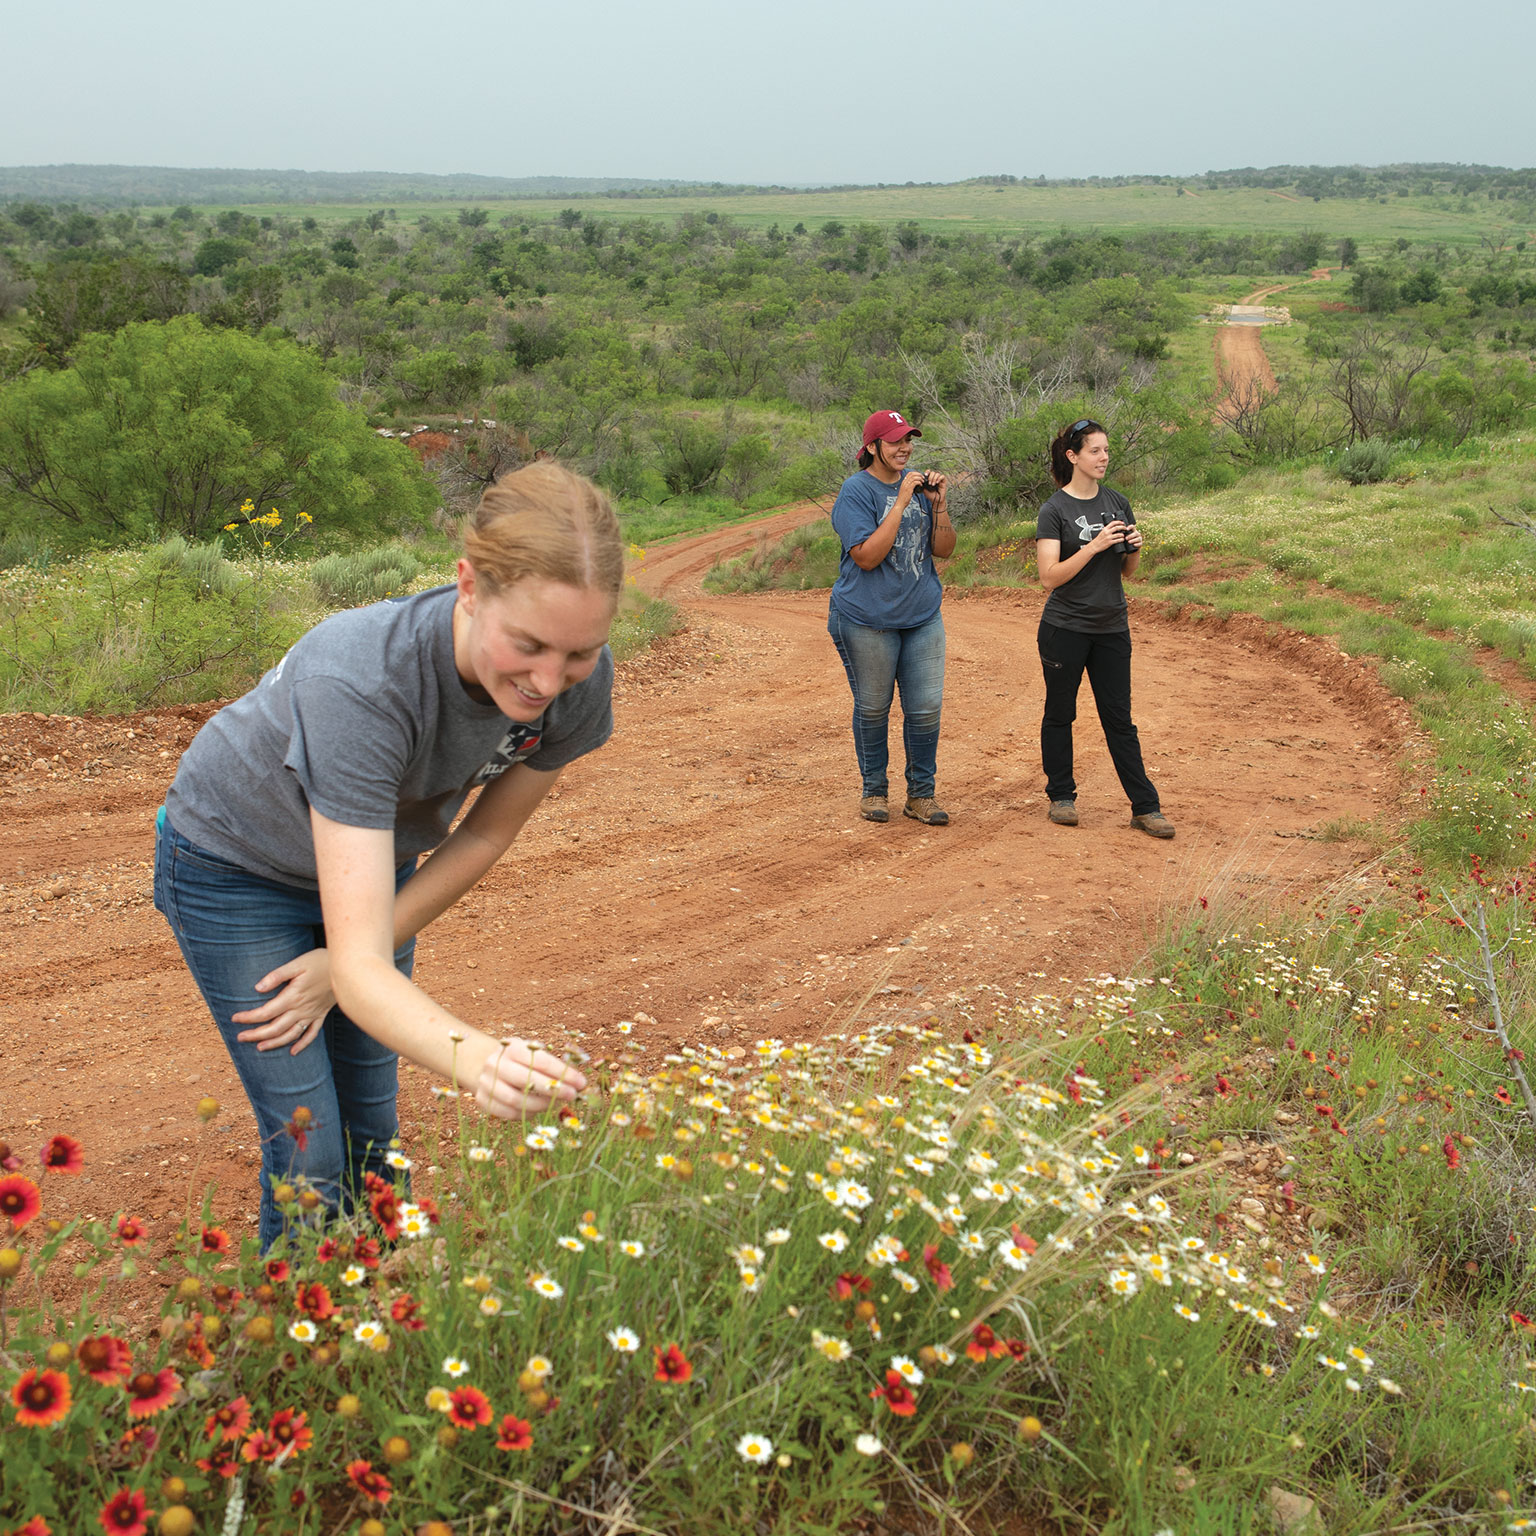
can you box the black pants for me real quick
[1037,621,1159,816]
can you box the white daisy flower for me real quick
[606,1326,640,1353]
[889,1355,924,1385]
[478,1295,502,1316]
[353,1320,383,1343]
[736,1432,774,1464]
[997,1237,1032,1272]
[288,1319,317,1343]
[529,1274,564,1300]
[442,1356,469,1377]
[818,1231,849,1254]
[619,1240,647,1259]
[467,1145,494,1162]
[765,1228,791,1245]
[341,1265,366,1287]
[557,1235,585,1253]
[855,1433,882,1456]
[385,1150,412,1170]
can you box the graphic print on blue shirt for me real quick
[888,493,931,581]
[473,720,545,783]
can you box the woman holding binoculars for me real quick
[827,409,956,827]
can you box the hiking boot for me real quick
[1130,811,1175,840]
[1048,799,1079,827]
[903,796,950,826]
[860,795,889,823]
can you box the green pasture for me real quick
[146,181,1536,246]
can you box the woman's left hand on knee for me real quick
[233,948,336,1055]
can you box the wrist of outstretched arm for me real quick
[331,952,493,1084]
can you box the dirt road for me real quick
[0,516,1416,1279]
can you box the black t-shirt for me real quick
[1036,486,1136,634]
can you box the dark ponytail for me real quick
[856,446,875,469]
[1048,418,1106,488]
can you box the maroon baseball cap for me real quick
[861,409,921,449]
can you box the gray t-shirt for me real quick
[164,584,613,889]
[1036,486,1136,634]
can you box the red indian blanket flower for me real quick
[965,1323,1009,1362]
[314,1237,339,1263]
[447,1386,493,1429]
[293,1281,335,1320]
[267,1407,312,1457]
[0,1174,41,1232]
[96,1489,148,1536]
[921,1243,953,1291]
[390,1292,426,1331]
[10,1518,52,1536]
[76,1334,133,1385]
[115,1214,147,1247]
[200,1225,231,1256]
[496,1413,534,1451]
[871,1369,918,1417]
[832,1271,872,1299]
[197,1440,241,1479]
[352,1235,381,1269]
[115,1424,158,1466]
[240,1430,280,1464]
[653,1344,693,1383]
[40,1135,83,1176]
[346,1460,393,1504]
[264,1258,290,1283]
[124,1368,180,1420]
[368,1184,401,1241]
[205,1395,251,1442]
[11,1368,71,1427]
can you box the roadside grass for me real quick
[617,491,786,550]
[0,536,679,714]
[703,514,1040,595]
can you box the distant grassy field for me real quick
[149,183,1536,246]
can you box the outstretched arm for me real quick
[313,801,583,1117]
[233,764,563,1056]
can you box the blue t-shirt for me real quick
[828,471,943,630]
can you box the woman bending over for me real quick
[156,462,620,1247]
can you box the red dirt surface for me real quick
[0,513,1419,1320]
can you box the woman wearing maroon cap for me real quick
[826,409,956,825]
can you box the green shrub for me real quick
[309,544,423,606]
[1338,438,1397,484]
[147,534,237,596]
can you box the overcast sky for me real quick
[5,0,1532,184]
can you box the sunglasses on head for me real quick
[1069,419,1094,434]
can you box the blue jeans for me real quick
[827,600,945,799]
[153,812,416,1251]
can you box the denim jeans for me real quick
[1037,621,1160,816]
[827,600,945,799]
[153,812,416,1251]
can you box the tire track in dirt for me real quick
[0,508,1418,1279]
